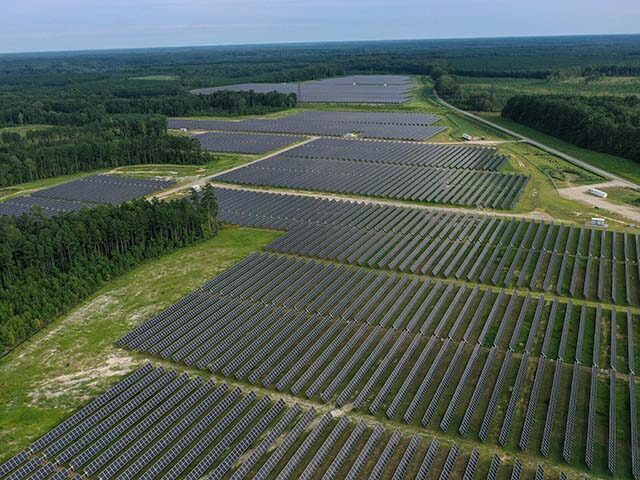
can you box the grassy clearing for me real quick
[0,226,280,462]
[113,153,258,179]
[129,75,180,81]
[458,75,640,109]
[498,142,633,225]
[0,124,52,138]
[601,187,640,208]
[478,113,640,185]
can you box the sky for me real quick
[1,0,639,54]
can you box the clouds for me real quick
[0,0,638,53]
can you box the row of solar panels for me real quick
[0,365,551,480]
[190,75,414,104]
[194,134,508,171]
[0,175,174,217]
[122,252,637,369]
[216,188,640,260]
[170,110,445,141]
[215,156,528,209]
[117,251,638,475]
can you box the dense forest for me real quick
[0,116,211,187]
[2,35,639,87]
[0,88,297,127]
[0,186,219,351]
[502,95,640,163]
[435,74,500,111]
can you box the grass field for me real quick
[601,186,640,208]
[457,75,640,110]
[129,75,180,81]
[478,112,640,186]
[0,226,281,462]
[113,153,258,179]
[0,124,52,138]
[496,142,635,224]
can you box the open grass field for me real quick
[0,124,52,138]
[478,112,640,186]
[129,75,180,81]
[0,226,281,462]
[458,75,640,110]
[602,187,640,208]
[496,142,636,224]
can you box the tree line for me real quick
[434,74,500,112]
[0,186,219,351]
[0,88,297,128]
[0,116,210,187]
[502,95,640,163]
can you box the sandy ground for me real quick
[557,180,640,224]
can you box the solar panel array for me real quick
[0,195,88,217]
[0,365,539,480]
[216,188,640,306]
[31,175,174,205]
[191,75,415,103]
[168,110,446,141]
[193,131,305,154]
[216,157,527,209]
[0,175,174,218]
[117,249,638,476]
[278,137,507,170]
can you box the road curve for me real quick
[433,92,640,190]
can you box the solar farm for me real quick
[193,132,306,154]
[168,111,446,141]
[4,74,640,480]
[32,175,175,205]
[276,137,508,170]
[216,156,527,209]
[0,363,553,480]
[0,175,174,217]
[191,75,414,103]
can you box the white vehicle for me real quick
[591,217,606,227]
[587,188,608,198]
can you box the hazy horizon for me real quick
[2,0,639,55]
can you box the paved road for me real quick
[434,93,640,190]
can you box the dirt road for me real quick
[557,180,640,224]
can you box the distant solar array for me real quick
[215,157,528,209]
[32,175,174,205]
[0,175,174,217]
[0,365,538,480]
[191,74,414,103]
[273,137,508,170]
[0,196,87,217]
[193,131,305,154]
[168,110,446,141]
[216,188,640,306]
